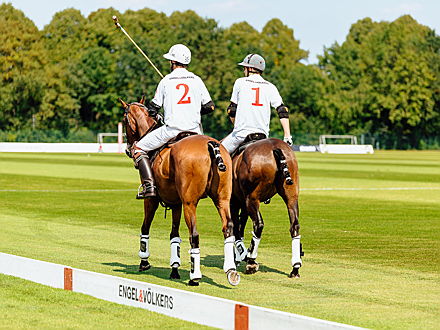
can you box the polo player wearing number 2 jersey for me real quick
[221,54,292,154]
[132,44,215,199]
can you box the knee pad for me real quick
[138,234,150,259]
[291,235,302,268]
[170,237,182,268]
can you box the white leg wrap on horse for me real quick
[247,232,261,259]
[169,237,182,268]
[223,236,236,272]
[138,234,150,259]
[189,248,202,280]
[291,235,302,268]
[234,238,247,263]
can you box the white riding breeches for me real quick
[221,131,250,154]
[136,125,201,152]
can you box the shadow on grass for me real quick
[202,254,290,277]
[102,262,232,289]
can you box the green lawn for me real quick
[1,151,439,329]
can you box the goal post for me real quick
[318,134,373,154]
[97,122,125,153]
[319,135,358,145]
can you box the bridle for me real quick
[123,102,163,158]
[123,102,160,143]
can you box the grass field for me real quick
[1,150,439,329]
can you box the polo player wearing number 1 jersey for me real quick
[221,54,292,154]
[132,44,215,199]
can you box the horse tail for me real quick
[273,148,294,185]
[208,141,227,172]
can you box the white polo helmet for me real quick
[163,44,191,65]
[238,53,265,72]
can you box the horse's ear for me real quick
[139,95,146,105]
[118,98,128,108]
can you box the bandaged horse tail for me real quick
[207,141,227,172]
[273,148,294,185]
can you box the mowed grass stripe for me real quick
[0,154,131,168]
[300,168,440,183]
[0,161,136,183]
[1,150,439,329]
[0,173,136,192]
[0,274,208,329]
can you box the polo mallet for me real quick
[112,15,164,79]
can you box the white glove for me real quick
[284,136,293,146]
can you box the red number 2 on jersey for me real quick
[251,87,263,106]
[176,84,191,104]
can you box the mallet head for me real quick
[112,15,120,27]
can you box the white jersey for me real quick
[152,68,212,131]
[231,74,283,137]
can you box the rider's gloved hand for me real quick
[284,136,293,146]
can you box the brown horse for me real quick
[230,137,303,278]
[119,97,240,286]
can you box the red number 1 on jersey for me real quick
[251,87,263,106]
[176,84,191,104]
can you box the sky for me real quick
[3,0,440,63]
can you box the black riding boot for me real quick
[136,156,156,199]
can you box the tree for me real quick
[0,3,45,130]
[39,8,88,131]
[319,15,438,148]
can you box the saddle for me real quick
[230,133,267,159]
[147,131,198,162]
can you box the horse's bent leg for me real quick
[238,206,249,239]
[183,201,202,285]
[232,201,248,264]
[245,197,263,274]
[169,204,182,280]
[279,188,302,278]
[235,205,248,262]
[139,198,159,272]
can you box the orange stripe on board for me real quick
[235,304,249,330]
[64,267,72,290]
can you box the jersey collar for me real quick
[170,67,189,75]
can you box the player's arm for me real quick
[228,80,240,124]
[148,79,165,116]
[276,104,292,145]
[198,78,215,116]
[272,85,292,145]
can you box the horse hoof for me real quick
[188,279,200,286]
[139,260,151,272]
[245,260,259,274]
[289,268,300,278]
[170,268,180,279]
[227,270,240,286]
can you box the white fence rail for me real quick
[0,253,361,330]
[0,142,126,153]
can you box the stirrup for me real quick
[136,183,156,199]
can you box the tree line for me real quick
[1,3,439,148]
